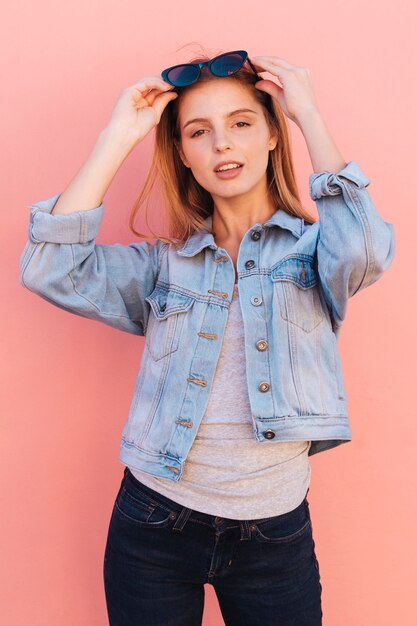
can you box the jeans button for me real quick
[214,516,223,525]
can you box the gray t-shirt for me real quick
[129,283,311,520]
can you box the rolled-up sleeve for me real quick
[309,160,395,330]
[27,192,104,244]
[19,192,161,336]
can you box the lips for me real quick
[213,160,244,172]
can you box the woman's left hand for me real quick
[250,56,321,126]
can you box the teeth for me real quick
[216,163,242,172]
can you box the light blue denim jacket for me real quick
[20,160,395,480]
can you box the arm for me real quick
[50,126,138,215]
[19,192,162,336]
[249,55,395,331]
[297,112,395,331]
[19,77,179,334]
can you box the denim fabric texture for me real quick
[103,466,323,625]
[20,160,395,480]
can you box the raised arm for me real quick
[20,77,178,335]
[20,191,164,335]
[297,111,395,331]
[248,55,395,332]
[308,159,395,332]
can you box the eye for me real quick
[190,121,251,138]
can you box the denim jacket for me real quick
[20,160,395,480]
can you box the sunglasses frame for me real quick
[161,49,262,87]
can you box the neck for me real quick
[212,200,276,244]
[210,178,276,243]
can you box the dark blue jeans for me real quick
[103,467,323,625]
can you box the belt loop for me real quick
[239,520,251,541]
[172,506,193,532]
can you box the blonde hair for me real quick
[129,50,316,246]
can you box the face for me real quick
[175,79,278,205]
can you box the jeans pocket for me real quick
[251,498,312,544]
[114,484,176,528]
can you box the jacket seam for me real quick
[156,241,169,280]
[258,250,276,416]
[67,243,139,322]
[341,181,373,296]
[316,226,337,323]
[20,242,39,287]
[80,212,90,244]
[154,280,230,306]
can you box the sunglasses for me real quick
[161,50,261,87]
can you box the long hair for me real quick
[128,51,317,246]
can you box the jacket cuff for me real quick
[309,160,371,201]
[28,192,104,244]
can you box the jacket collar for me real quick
[176,208,303,257]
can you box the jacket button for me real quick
[251,230,261,241]
[250,295,263,306]
[245,259,255,269]
[258,381,270,392]
[263,429,275,439]
[256,339,268,351]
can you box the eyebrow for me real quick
[182,108,258,130]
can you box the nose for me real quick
[215,145,231,153]
[213,129,233,152]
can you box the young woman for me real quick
[20,49,395,625]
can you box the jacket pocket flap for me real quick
[271,255,318,289]
[145,288,195,320]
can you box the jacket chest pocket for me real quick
[271,255,324,333]
[144,288,195,361]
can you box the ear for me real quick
[174,140,190,168]
[268,130,278,151]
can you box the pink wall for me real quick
[2,1,414,624]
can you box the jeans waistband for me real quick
[122,466,309,538]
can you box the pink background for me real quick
[2,1,415,624]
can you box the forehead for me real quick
[178,79,260,125]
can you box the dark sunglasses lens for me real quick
[210,52,245,77]
[167,65,200,86]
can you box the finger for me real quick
[251,56,295,71]
[139,87,166,105]
[251,58,289,78]
[152,90,178,118]
[130,77,175,92]
[255,80,283,100]
[132,85,173,108]
[252,60,292,85]
[251,62,268,73]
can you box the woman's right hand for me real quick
[105,76,178,146]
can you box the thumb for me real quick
[255,79,283,100]
[153,91,178,121]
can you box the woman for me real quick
[20,49,395,625]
